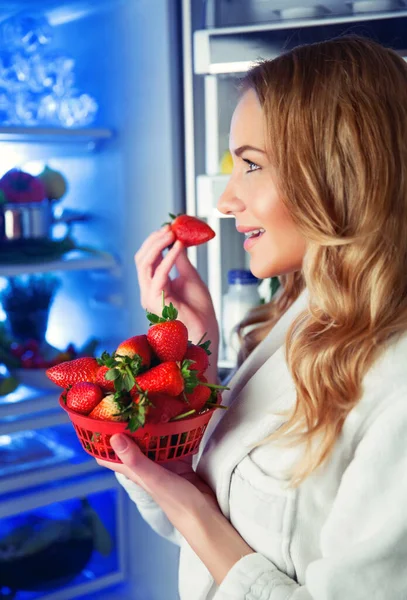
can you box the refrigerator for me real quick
[0,1,183,599]
[1,1,407,599]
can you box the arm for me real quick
[201,396,407,599]
[116,472,183,546]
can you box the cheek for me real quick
[252,197,306,277]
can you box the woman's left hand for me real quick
[97,433,219,532]
[99,433,255,585]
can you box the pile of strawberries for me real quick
[46,297,225,444]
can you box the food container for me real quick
[1,199,53,241]
[59,395,218,463]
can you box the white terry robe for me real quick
[117,289,407,600]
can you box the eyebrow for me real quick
[233,145,266,156]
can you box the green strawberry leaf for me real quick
[146,311,161,324]
[123,372,135,392]
[127,404,147,432]
[162,301,178,321]
[105,368,120,381]
[199,339,212,355]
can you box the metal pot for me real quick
[0,200,53,241]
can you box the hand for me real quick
[99,434,254,586]
[98,434,219,527]
[135,225,220,358]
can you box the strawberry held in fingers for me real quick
[66,382,103,415]
[115,334,152,367]
[46,357,99,388]
[146,298,188,362]
[166,213,216,248]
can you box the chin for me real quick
[249,257,299,280]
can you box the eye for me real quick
[243,159,260,172]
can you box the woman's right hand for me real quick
[135,225,220,362]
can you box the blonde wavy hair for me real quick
[236,35,407,485]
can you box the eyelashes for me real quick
[243,158,260,172]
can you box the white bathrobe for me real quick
[117,289,407,599]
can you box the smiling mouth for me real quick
[244,228,265,239]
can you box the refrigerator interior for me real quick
[0,1,183,599]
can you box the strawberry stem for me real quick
[201,382,230,391]
[170,409,196,421]
[205,402,228,410]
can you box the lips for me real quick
[236,225,264,234]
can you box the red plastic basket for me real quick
[59,396,217,463]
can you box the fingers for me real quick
[109,434,174,496]
[174,246,202,281]
[135,226,175,286]
[151,240,185,293]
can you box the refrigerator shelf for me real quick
[0,476,126,600]
[0,126,113,151]
[0,425,103,495]
[0,386,59,420]
[0,251,118,277]
[0,408,70,436]
[194,10,407,74]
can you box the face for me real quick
[217,88,307,279]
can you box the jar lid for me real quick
[228,269,258,285]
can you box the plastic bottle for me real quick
[222,269,260,362]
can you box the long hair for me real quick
[237,36,407,484]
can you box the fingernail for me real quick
[111,434,129,453]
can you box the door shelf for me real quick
[195,10,407,74]
[197,174,230,217]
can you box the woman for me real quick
[98,36,407,599]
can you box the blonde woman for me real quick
[99,36,407,599]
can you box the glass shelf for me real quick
[0,250,118,276]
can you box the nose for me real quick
[216,178,245,216]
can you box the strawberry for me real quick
[89,394,126,422]
[166,213,216,247]
[88,432,115,457]
[184,340,211,375]
[46,357,99,388]
[146,299,188,362]
[183,376,211,413]
[96,365,116,393]
[133,361,185,397]
[66,382,104,415]
[115,334,152,367]
[144,393,187,424]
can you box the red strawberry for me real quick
[133,362,185,397]
[88,432,115,458]
[146,300,188,362]
[96,365,116,393]
[184,343,210,375]
[46,357,99,388]
[115,334,152,367]
[183,377,211,413]
[66,382,104,415]
[148,321,188,362]
[89,394,126,421]
[144,393,187,424]
[167,213,216,247]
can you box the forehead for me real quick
[230,88,266,147]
